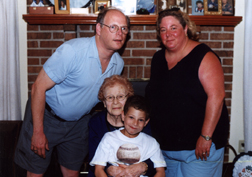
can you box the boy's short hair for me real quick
[124,95,150,120]
[196,0,203,5]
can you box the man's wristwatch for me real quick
[200,134,212,141]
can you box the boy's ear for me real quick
[144,119,150,127]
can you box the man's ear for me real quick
[96,23,102,36]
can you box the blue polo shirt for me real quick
[43,36,124,121]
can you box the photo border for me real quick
[176,0,187,13]
[192,0,204,15]
[55,0,70,14]
[111,0,137,15]
[157,0,171,13]
[95,0,110,14]
[222,0,234,16]
[204,0,222,15]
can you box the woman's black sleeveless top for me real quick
[145,43,229,151]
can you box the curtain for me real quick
[0,0,21,120]
[244,0,252,152]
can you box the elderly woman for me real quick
[145,8,229,177]
[88,75,154,177]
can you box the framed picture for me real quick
[204,0,222,15]
[157,0,168,13]
[95,0,110,14]
[176,0,187,13]
[137,0,157,14]
[112,0,137,15]
[222,0,234,15]
[192,0,204,15]
[54,0,70,14]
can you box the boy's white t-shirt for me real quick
[90,128,166,169]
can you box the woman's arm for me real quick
[113,161,154,177]
[196,51,226,160]
[88,114,106,176]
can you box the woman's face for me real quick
[103,83,128,117]
[159,16,187,52]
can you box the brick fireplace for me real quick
[26,24,234,114]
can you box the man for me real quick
[222,0,233,14]
[14,7,129,177]
[208,0,218,11]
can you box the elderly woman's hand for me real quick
[112,162,147,177]
[106,166,126,177]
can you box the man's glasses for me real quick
[105,94,128,102]
[100,23,129,34]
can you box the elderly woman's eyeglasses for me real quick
[100,23,129,34]
[105,94,128,102]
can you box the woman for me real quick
[60,1,66,10]
[208,0,218,11]
[222,0,233,15]
[88,75,154,177]
[145,8,229,177]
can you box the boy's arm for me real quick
[143,158,156,176]
[154,167,165,177]
[95,165,107,177]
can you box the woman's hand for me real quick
[106,166,126,177]
[195,136,212,161]
[107,162,147,177]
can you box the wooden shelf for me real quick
[23,14,242,26]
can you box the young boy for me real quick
[195,0,204,12]
[90,95,166,177]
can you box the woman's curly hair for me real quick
[98,75,134,101]
[157,8,199,41]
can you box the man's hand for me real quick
[31,131,49,158]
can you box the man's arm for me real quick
[30,68,55,158]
